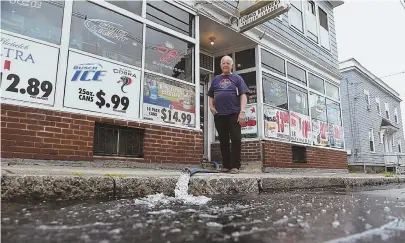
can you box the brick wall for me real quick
[211,140,347,170]
[1,104,203,164]
[263,140,347,169]
[211,140,261,163]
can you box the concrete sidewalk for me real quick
[1,164,405,201]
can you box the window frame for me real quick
[385,102,390,120]
[376,97,381,115]
[369,128,375,153]
[394,108,399,124]
[364,90,371,110]
[317,5,331,51]
[288,1,304,33]
[287,62,307,85]
[93,122,144,157]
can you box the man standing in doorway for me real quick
[208,55,249,174]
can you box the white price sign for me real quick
[1,33,59,105]
[143,103,195,127]
[63,51,141,118]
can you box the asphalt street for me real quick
[2,185,405,243]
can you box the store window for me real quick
[262,73,288,110]
[144,27,194,82]
[326,99,341,125]
[70,1,143,67]
[1,0,64,45]
[142,72,195,128]
[287,62,306,85]
[106,1,142,16]
[289,84,308,115]
[261,50,285,76]
[146,1,194,37]
[235,48,255,71]
[325,82,339,100]
[309,73,324,93]
[239,72,256,104]
[310,93,326,121]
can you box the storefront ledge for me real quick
[264,167,348,174]
[1,158,196,170]
[260,176,403,191]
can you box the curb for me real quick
[1,174,404,202]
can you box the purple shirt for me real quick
[207,73,249,115]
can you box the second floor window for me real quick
[364,90,370,110]
[394,108,399,123]
[376,98,381,115]
[385,102,390,120]
[369,129,375,152]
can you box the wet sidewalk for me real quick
[2,164,405,201]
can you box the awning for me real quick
[381,118,399,134]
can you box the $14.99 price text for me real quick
[1,73,53,100]
[160,108,192,124]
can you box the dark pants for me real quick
[214,113,241,169]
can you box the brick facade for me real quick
[212,140,347,170]
[1,104,203,164]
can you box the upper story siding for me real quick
[217,0,341,75]
[340,60,404,163]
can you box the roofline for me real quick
[339,58,402,101]
[330,0,344,8]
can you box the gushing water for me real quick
[134,170,211,207]
[174,171,191,198]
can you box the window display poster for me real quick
[1,33,59,105]
[290,111,311,144]
[143,73,195,128]
[263,105,290,140]
[329,124,344,149]
[63,51,141,119]
[241,104,258,138]
[312,119,329,146]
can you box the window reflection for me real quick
[325,82,339,100]
[261,50,285,76]
[144,26,194,82]
[326,99,341,125]
[146,1,193,37]
[106,1,142,16]
[0,0,64,44]
[70,1,143,67]
[263,73,288,110]
[287,62,306,84]
[288,84,308,115]
[310,92,326,121]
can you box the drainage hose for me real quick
[184,160,220,176]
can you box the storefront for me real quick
[1,0,347,171]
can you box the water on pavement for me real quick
[2,184,405,243]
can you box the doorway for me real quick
[200,72,211,159]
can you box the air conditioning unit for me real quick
[200,52,214,73]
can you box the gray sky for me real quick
[334,0,405,139]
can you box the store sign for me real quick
[84,19,130,44]
[239,0,290,32]
[9,0,44,8]
[290,112,311,144]
[312,119,329,146]
[64,51,140,118]
[143,74,195,128]
[329,124,344,149]
[241,104,258,138]
[0,33,59,105]
[263,105,290,140]
[153,41,185,74]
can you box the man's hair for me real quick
[221,55,233,65]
